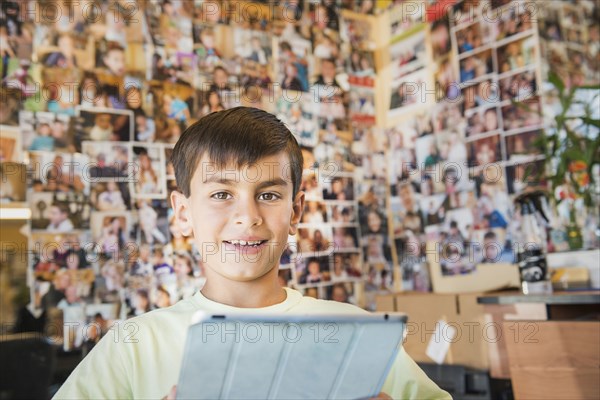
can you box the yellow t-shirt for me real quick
[53,287,451,399]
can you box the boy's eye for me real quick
[211,192,231,200]
[259,192,280,201]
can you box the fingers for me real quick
[162,385,177,400]
[369,392,392,400]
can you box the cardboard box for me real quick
[378,292,489,370]
[505,321,600,399]
[481,302,547,379]
[426,242,521,294]
[452,294,490,371]
[374,293,396,312]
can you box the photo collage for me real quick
[1,0,405,346]
[537,1,599,88]
[388,27,430,118]
[387,0,557,290]
[1,0,599,340]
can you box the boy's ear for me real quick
[170,191,193,237]
[289,191,305,235]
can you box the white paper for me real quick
[425,320,456,365]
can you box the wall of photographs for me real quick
[0,0,599,347]
[388,0,547,290]
[384,0,599,291]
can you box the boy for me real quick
[89,113,114,141]
[54,107,449,399]
[314,58,342,89]
[102,43,126,76]
[29,122,55,151]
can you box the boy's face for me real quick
[39,124,51,135]
[171,152,304,284]
[103,49,125,75]
[332,286,347,302]
[95,114,112,129]
[308,261,320,275]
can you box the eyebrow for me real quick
[202,176,289,190]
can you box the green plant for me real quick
[524,72,600,209]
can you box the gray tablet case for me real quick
[176,313,407,400]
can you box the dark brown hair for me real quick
[171,107,303,198]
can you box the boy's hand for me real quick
[162,385,177,400]
[370,393,392,399]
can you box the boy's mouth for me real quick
[222,239,270,256]
[223,239,268,247]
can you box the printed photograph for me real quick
[296,225,334,254]
[130,144,167,199]
[82,141,131,180]
[90,211,132,255]
[19,111,73,152]
[497,35,537,74]
[75,107,134,145]
[459,49,493,82]
[295,255,332,285]
[0,162,26,203]
[0,125,22,162]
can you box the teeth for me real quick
[226,240,264,246]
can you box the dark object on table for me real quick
[0,333,56,399]
[417,362,509,400]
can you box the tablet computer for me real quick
[176,312,407,400]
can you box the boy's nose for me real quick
[234,200,263,227]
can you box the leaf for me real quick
[580,117,600,129]
[563,128,582,150]
[583,192,592,209]
[567,90,578,112]
[585,138,600,175]
[548,72,565,95]
[573,84,600,90]
[537,70,599,211]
